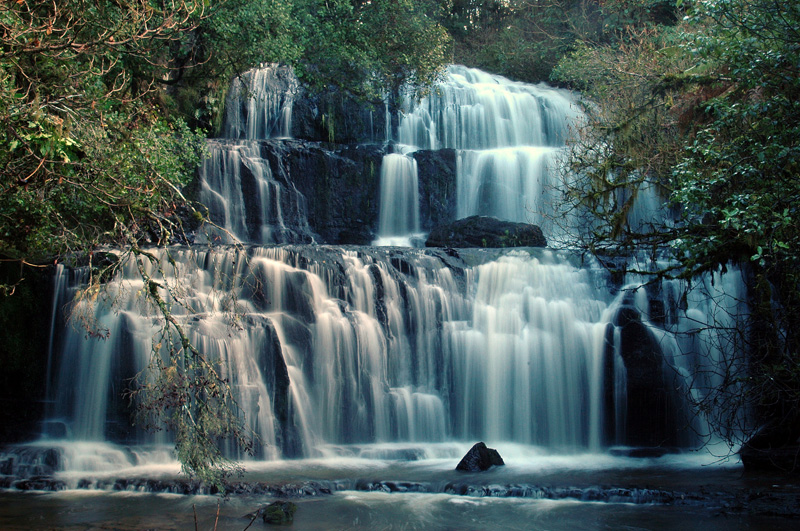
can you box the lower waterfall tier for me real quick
[39,245,746,461]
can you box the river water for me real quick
[2,442,798,529]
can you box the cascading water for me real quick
[395,65,583,237]
[396,66,579,151]
[223,65,297,140]
[198,65,313,245]
[41,245,619,463]
[33,242,747,472]
[199,140,313,244]
[5,66,751,493]
[373,153,423,247]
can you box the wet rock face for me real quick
[613,295,692,448]
[740,423,800,473]
[254,139,385,244]
[292,87,389,145]
[249,141,459,245]
[426,216,547,249]
[455,442,505,472]
[413,148,458,231]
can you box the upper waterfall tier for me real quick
[202,64,588,246]
[223,65,298,140]
[397,65,583,151]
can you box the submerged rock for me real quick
[455,442,505,472]
[609,446,680,458]
[260,500,298,525]
[426,216,546,248]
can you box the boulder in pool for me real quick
[456,442,505,472]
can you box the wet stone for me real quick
[260,500,297,526]
[455,442,505,472]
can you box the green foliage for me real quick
[0,0,208,263]
[439,0,686,84]
[290,0,450,100]
[442,0,585,82]
[672,0,800,431]
[673,0,800,276]
[168,0,451,129]
[552,23,694,247]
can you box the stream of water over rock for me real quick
[0,65,767,529]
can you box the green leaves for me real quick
[0,0,211,262]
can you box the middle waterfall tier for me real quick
[374,153,424,247]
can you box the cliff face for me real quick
[0,263,54,443]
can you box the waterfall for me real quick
[199,66,312,245]
[373,153,423,247]
[448,251,608,449]
[455,147,562,227]
[38,244,747,465]
[43,246,631,460]
[397,65,580,151]
[223,64,297,140]
[394,65,584,239]
[205,64,584,246]
[198,140,313,244]
[13,66,751,481]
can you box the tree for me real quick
[0,0,207,264]
[672,0,800,452]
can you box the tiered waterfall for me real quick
[33,66,748,471]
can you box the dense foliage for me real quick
[0,0,207,267]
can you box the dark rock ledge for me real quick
[4,473,800,518]
[426,216,547,249]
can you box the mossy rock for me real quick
[261,500,297,525]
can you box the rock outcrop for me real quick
[455,442,505,472]
[414,148,458,231]
[426,216,546,248]
[259,500,298,525]
[612,293,693,448]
